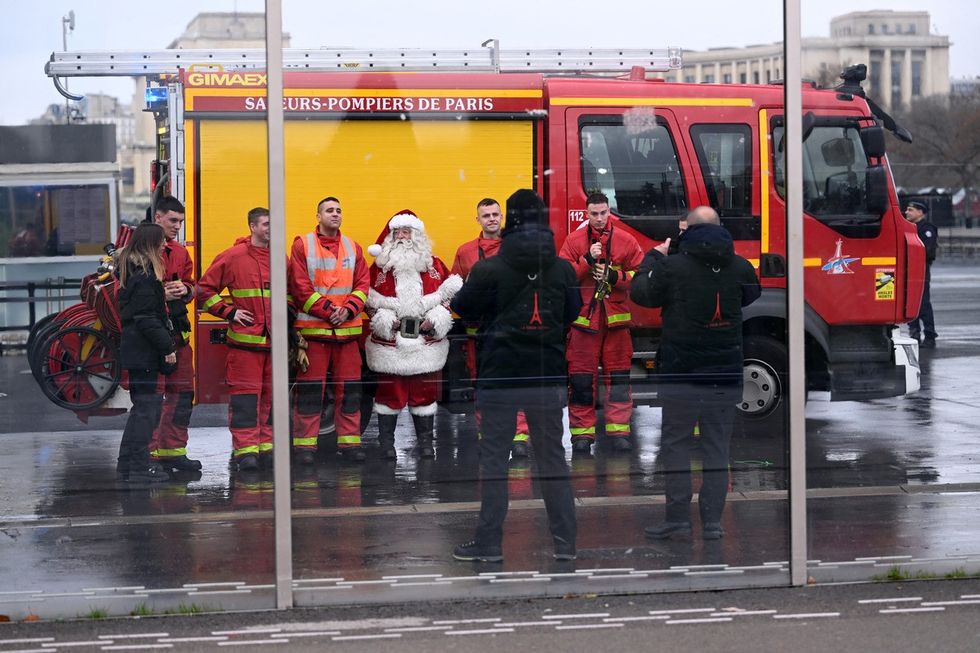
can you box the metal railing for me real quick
[0,278,81,338]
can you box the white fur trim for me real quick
[437,273,463,302]
[373,401,403,415]
[369,308,399,340]
[424,304,454,339]
[367,288,399,312]
[389,213,425,232]
[365,337,449,376]
[409,402,438,416]
[367,243,383,257]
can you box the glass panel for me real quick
[0,4,275,620]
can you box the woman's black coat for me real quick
[117,266,174,371]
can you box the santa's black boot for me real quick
[377,414,398,460]
[412,414,436,458]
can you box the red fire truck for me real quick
[44,46,923,434]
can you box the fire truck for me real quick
[45,45,923,435]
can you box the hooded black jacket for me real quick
[451,223,582,388]
[630,223,760,392]
[117,266,175,371]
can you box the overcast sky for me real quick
[1,0,976,125]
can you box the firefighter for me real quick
[451,197,531,458]
[148,196,202,473]
[198,208,274,472]
[559,192,645,455]
[288,197,371,464]
[904,200,939,348]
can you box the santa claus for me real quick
[365,209,463,458]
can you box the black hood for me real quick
[499,223,557,274]
[678,223,734,267]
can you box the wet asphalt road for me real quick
[1,261,979,619]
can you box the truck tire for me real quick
[738,335,787,439]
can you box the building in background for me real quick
[666,10,950,111]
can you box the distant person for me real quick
[8,222,42,257]
[630,206,760,540]
[905,201,938,348]
[115,223,175,484]
[451,197,532,458]
[451,189,580,562]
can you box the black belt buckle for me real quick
[400,316,421,339]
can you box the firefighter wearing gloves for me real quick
[288,197,371,464]
[198,208,274,472]
[559,192,644,455]
[365,210,463,459]
[451,197,531,458]
[147,196,202,473]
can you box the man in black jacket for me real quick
[905,201,939,348]
[450,189,581,562]
[630,206,760,540]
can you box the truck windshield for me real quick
[580,119,687,239]
[773,123,883,235]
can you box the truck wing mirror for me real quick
[865,165,889,214]
[860,125,886,158]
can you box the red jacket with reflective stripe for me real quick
[451,236,502,279]
[288,230,369,342]
[559,218,644,331]
[198,237,273,350]
[163,238,195,343]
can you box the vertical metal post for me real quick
[265,0,293,609]
[784,0,808,586]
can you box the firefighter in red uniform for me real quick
[559,192,644,455]
[148,196,202,473]
[288,196,370,464]
[365,210,463,459]
[198,208,274,472]
[451,197,530,458]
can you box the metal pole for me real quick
[62,11,73,123]
[265,0,293,609]
[784,0,808,586]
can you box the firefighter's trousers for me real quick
[150,343,194,460]
[292,339,362,450]
[566,323,633,442]
[226,347,272,458]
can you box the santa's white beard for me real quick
[377,235,432,273]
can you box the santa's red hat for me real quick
[367,209,426,257]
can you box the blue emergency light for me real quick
[144,86,168,110]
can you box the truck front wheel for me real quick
[739,335,787,438]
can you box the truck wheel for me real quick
[739,335,787,438]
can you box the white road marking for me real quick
[879,607,946,614]
[267,632,340,638]
[0,649,50,653]
[156,637,228,643]
[331,634,403,641]
[381,574,444,580]
[857,597,923,604]
[921,600,980,606]
[711,610,778,617]
[42,641,111,647]
[212,628,282,636]
[495,622,562,627]
[446,628,515,636]
[217,640,289,647]
[433,618,501,625]
[603,616,671,622]
[489,577,552,584]
[0,640,55,645]
[383,626,453,633]
[555,623,624,631]
[773,612,840,619]
[648,608,715,615]
[667,618,733,625]
[541,612,610,620]
[98,634,169,640]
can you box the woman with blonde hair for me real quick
[115,223,176,484]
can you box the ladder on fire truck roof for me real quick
[46,40,682,96]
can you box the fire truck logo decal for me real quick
[822,239,859,275]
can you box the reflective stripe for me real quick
[297,325,363,337]
[351,289,367,303]
[570,427,595,435]
[297,232,361,334]
[512,433,530,442]
[302,292,323,314]
[203,295,223,309]
[152,448,187,458]
[605,423,631,433]
[293,437,318,447]
[607,312,632,325]
[181,331,192,341]
[234,445,260,456]
[227,329,268,345]
[334,326,362,336]
[258,442,274,452]
[574,316,591,327]
[626,270,635,278]
[231,288,271,298]
[465,326,478,336]
[337,435,361,445]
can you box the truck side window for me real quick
[772,121,882,235]
[690,124,752,218]
[579,118,687,239]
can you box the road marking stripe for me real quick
[0,640,55,645]
[773,612,840,619]
[42,641,109,647]
[603,616,670,622]
[858,597,923,604]
[921,600,980,606]
[156,637,228,643]
[542,613,610,619]
[212,629,282,636]
[384,626,453,633]
[495,622,562,627]
[217,640,289,647]
[381,574,444,580]
[710,610,778,616]
[880,607,946,614]
[183,582,244,588]
[648,608,715,615]
[490,577,552,584]
[331,634,403,641]
[446,628,515,636]
[555,623,624,630]
[1,649,49,653]
[98,634,169,640]
[269,632,341,638]
[667,617,733,625]
[433,618,501,625]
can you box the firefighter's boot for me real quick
[377,413,398,460]
[412,414,435,458]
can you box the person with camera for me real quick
[288,197,371,464]
[116,223,177,484]
[198,208,274,472]
[559,192,644,454]
[364,209,462,459]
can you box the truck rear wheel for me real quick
[739,335,787,438]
